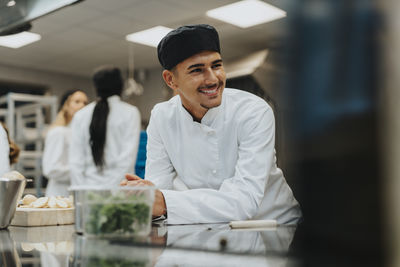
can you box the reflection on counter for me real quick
[70,237,152,267]
[40,252,69,267]
[8,225,74,267]
[1,223,299,267]
[155,249,290,267]
[156,224,297,267]
[0,230,21,267]
[165,223,296,255]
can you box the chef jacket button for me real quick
[212,170,217,174]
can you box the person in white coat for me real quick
[0,122,19,176]
[121,24,301,225]
[0,123,10,176]
[42,89,88,196]
[69,66,141,187]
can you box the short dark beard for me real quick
[200,102,220,110]
[199,84,224,110]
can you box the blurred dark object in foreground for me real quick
[282,1,385,266]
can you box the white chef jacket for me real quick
[146,88,301,225]
[42,126,71,196]
[69,95,141,187]
[0,124,10,176]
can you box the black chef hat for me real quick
[157,24,221,70]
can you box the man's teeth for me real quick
[200,88,217,94]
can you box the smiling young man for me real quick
[122,24,302,225]
[163,50,225,121]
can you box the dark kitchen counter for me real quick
[0,222,299,267]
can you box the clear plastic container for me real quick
[70,186,155,237]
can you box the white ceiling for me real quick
[0,0,291,77]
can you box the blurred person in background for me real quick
[69,66,141,187]
[0,122,20,176]
[42,89,88,196]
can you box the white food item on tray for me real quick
[19,195,74,209]
[22,194,37,205]
[32,197,49,208]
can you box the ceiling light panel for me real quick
[126,26,173,47]
[0,32,41,48]
[206,0,286,28]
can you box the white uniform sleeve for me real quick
[69,115,86,186]
[115,107,141,177]
[0,125,10,176]
[42,128,69,182]
[145,110,176,189]
[162,107,275,224]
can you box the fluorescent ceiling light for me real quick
[7,1,16,7]
[0,31,41,48]
[206,0,286,28]
[126,26,173,47]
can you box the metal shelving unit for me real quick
[0,93,57,196]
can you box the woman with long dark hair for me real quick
[69,66,141,186]
[42,89,88,196]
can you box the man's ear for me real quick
[162,70,178,90]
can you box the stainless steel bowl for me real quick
[0,178,25,229]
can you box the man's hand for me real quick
[121,173,154,186]
[121,174,167,217]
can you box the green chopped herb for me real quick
[85,192,151,236]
